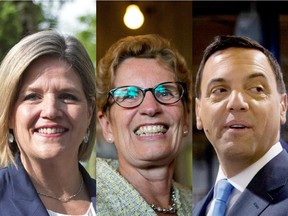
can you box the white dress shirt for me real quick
[207,142,283,216]
[47,203,96,216]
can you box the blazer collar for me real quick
[229,150,288,215]
[192,187,214,216]
[8,155,96,214]
[79,163,96,209]
[8,155,49,215]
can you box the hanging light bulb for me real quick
[123,4,144,30]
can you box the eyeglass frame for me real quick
[104,81,187,109]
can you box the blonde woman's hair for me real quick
[0,30,96,167]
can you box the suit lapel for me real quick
[8,156,49,216]
[228,189,270,216]
[5,156,95,215]
[229,150,288,216]
[193,187,214,216]
[79,163,96,210]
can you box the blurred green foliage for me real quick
[0,2,22,59]
[76,11,96,179]
[77,14,96,66]
[0,1,55,61]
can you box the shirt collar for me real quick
[216,142,283,192]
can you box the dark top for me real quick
[193,150,288,216]
[0,155,96,216]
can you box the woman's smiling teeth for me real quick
[38,128,66,134]
[134,125,168,136]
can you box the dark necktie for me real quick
[212,179,234,216]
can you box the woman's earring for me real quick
[8,132,14,144]
[183,131,189,136]
[83,129,90,144]
[107,137,113,143]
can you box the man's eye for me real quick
[211,87,227,95]
[250,86,264,93]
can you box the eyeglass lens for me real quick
[111,82,184,108]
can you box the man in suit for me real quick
[193,35,288,215]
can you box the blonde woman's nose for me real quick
[40,96,61,119]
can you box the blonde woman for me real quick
[0,30,96,215]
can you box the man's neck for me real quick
[219,142,282,178]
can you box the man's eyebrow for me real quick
[207,73,267,87]
[207,78,226,90]
[246,72,267,81]
[205,72,268,92]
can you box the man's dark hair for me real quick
[195,35,285,98]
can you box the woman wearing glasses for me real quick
[96,34,192,215]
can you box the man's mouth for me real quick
[229,124,246,129]
[134,125,168,136]
[226,119,251,130]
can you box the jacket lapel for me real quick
[4,156,96,215]
[79,163,96,210]
[229,150,288,216]
[7,156,49,216]
[228,189,271,215]
[193,187,214,216]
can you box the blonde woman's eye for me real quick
[59,93,78,102]
[24,93,41,101]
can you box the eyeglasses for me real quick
[107,82,186,108]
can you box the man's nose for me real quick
[226,91,249,111]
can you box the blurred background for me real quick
[96,1,193,189]
[0,0,96,177]
[192,1,288,204]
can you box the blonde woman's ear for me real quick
[107,137,114,144]
[183,130,189,137]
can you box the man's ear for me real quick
[195,98,203,130]
[97,111,114,143]
[280,93,287,125]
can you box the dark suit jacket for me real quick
[193,150,288,216]
[280,139,288,152]
[0,155,96,215]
